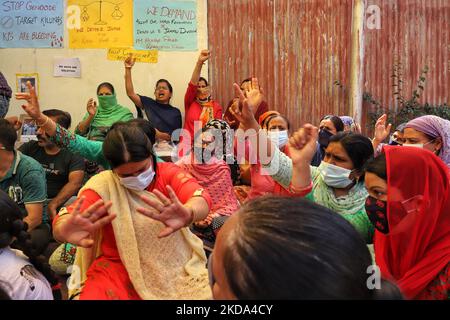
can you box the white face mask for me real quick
[267,130,289,149]
[403,138,436,149]
[402,143,424,148]
[318,161,354,189]
[118,163,155,191]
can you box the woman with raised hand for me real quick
[15,82,159,170]
[235,110,294,203]
[182,50,223,150]
[75,82,133,142]
[364,146,450,299]
[232,79,374,242]
[124,54,181,141]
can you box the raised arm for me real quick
[15,81,57,136]
[287,124,319,189]
[124,54,143,108]
[185,50,210,110]
[190,50,210,85]
[15,82,108,167]
[372,114,392,152]
[232,78,273,163]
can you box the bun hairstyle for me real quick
[0,191,61,300]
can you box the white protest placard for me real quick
[53,57,81,77]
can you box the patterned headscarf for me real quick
[203,119,234,162]
[405,115,450,168]
[340,116,354,127]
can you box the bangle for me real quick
[288,181,313,194]
[36,115,49,127]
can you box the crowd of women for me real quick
[0,49,449,300]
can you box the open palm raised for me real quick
[15,81,42,120]
[57,197,116,248]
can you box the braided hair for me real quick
[0,190,61,300]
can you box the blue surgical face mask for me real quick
[318,161,354,188]
[267,130,289,149]
[118,163,155,191]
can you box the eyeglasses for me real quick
[207,253,215,289]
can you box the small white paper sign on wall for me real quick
[54,58,81,78]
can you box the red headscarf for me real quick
[375,146,450,299]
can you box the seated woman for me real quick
[403,115,450,168]
[232,79,374,243]
[124,54,182,141]
[312,114,345,166]
[364,146,450,299]
[53,124,212,300]
[0,190,60,300]
[235,111,292,203]
[181,50,222,154]
[176,120,239,240]
[210,195,402,299]
[75,82,134,142]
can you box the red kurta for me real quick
[183,82,223,144]
[54,162,211,300]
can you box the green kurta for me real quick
[268,147,374,243]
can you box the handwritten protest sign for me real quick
[68,0,132,48]
[54,57,81,77]
[0,0,64,48]
[134,0,197,51]
[107,48,158,63]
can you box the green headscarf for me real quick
[80,93,134,141]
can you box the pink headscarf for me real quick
[405,115,450,168]
[176,154,239,216]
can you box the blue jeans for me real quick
[0,95,10,118]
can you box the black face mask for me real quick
[318,129,333,149]
[365,196,389,234]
